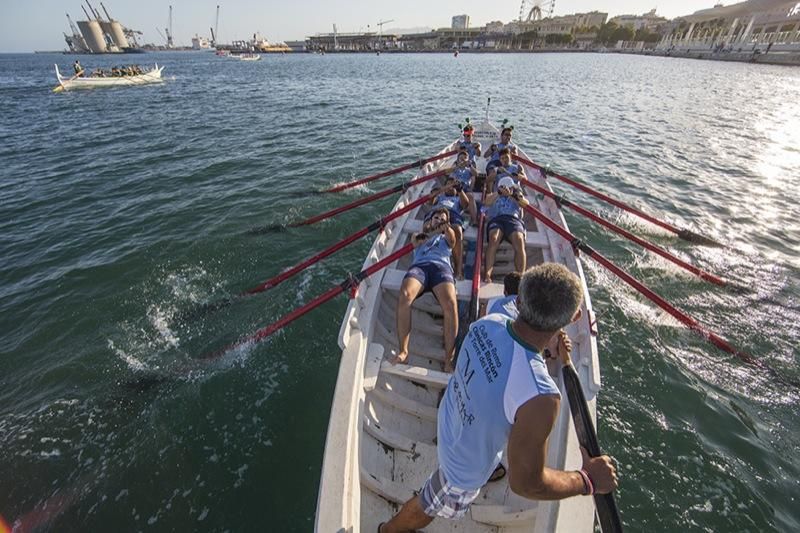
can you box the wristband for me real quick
[578,469,594,496]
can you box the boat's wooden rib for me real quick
[379,361,450,388]
[316,120,601,533]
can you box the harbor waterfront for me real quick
[1,51,799,532]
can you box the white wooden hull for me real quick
[54,64,164,91]
[316,121,601,532]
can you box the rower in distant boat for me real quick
[429,177,471,279]
[391,208,459,373]
[484,126,517,174]
[483,176,529,282]
[378,264,618,533]
[73,60,84,77]
[486,147,525,192]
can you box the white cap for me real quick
[497,176,516,190]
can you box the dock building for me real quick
[657,0,800,53]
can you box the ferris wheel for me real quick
[519,0,556,22]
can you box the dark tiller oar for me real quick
[514,155,724,247]
[324,150,457,193]
[518,177,728,287]
[202,243,415,359]
[562,359,624,533]
[522,203,800,388]
[249,169,447,234]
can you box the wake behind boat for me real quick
[53,63,164,91]
[315,119,602,532]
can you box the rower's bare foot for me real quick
[390,350,409,365]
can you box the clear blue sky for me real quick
[1,1,716,52]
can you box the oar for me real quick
[182,191,437,321]
[52,70,83,93]
[518,178,728,287]
[249,168,447,234]
[522,203,800,388]
[514,155,724,247]
[202,242,415,360]
[561,353,624,533]
[324,150,457,193]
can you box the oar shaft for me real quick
[244,191,437,296]
[519,178,726,287]
[325,150,456,193]
[468,213,486,324]
[562,363,624,533]
[292,169,446,228]
[210,243,415,357]
[521,204,753,364]
[514,155,683,236]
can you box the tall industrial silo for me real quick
[98,3,130,48]
[99,20,130,48]
[77,19,107,53]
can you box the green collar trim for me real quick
[506,320,540,354]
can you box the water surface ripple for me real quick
[1,52,798,532]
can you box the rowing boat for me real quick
[239,53,262,61]
[53,64,164,91]
[316,119,602,532]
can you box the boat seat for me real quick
[402,219,550,247]
[380,361,450,388]
[380,268,505,301]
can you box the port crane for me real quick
[376,19,394,38]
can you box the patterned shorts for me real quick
[419,468,480,519]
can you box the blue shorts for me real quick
[404,262,454,293]
[419,467,480,519]
[487,214,525,242]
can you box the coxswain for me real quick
[73,60,84,77]
[378,263,618,533]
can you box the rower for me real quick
[447,150,479,222]
[457,125,481,165]
[484,127,517,174]
[430,177,471,279]
[391,208,459,373]
[486,147,525,192]
[485,271,521,319]
[483,176,529,282]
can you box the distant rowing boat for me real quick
[238,53,262,61]
[53,63,164,91]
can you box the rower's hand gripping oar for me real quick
[518,177,729,287]
[202,243,416,360]
[324,150,457,193]
[522,203,800,389]
[560,346,624,533]
[248,169,448,234]
[514,155,724,247]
